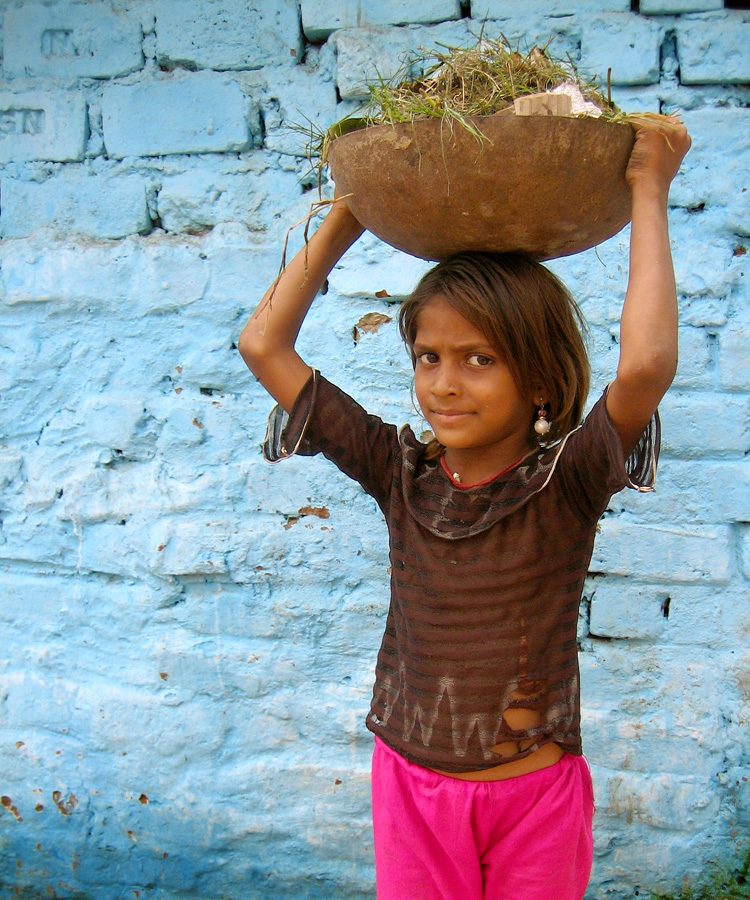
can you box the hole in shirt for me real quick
[492,690,543,758]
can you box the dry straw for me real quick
[318,36,618,164]
[313,36,682,162]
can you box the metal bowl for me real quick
[327,113,635,261]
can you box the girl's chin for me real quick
[428,413,474,431]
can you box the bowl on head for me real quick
[327,113,635,261]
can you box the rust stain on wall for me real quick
[52,791,78,816]
[1,796,22,822]
[298,505,329,520]
[352,311,392,343]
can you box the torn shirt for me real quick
[263,372,659,773]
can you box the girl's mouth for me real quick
[432,409,472,421]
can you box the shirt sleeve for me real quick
[262,370,399,513]
[554,389,660,525]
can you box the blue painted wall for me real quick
[1,1,748,898]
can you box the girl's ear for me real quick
[530,387,548,406]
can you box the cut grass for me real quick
[317,35,618,166]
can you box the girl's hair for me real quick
[398,252,590,455]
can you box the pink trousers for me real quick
[371,737,594,900]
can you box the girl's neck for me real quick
[442,440,536,487]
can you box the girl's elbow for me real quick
[619,352,677,395]
[237,324,267,372]
[654,350,678,389]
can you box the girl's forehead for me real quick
[414,296,490,343]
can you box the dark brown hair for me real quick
[399,252,590,450]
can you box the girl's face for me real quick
[413,296,537,480]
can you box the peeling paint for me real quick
[352,311,392,343]
[1,795,22,822]
[51,792,77,816]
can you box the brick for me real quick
[741,527,750,580]
[595,768,721,831]
[154,0,302,71]
[659,391,749,456]
[665,585,750,647]
[678,295,729,329]
[156,161,304,233]
[728,649,750,721]
[197,240,282,311]
[676,13,750,85]
[333,20,470,99]
[672,325,712,389]
[465,18,583,62]
[580,646,731,776]
[330,231,432,298]
[640,0,722,12]
[591,521,732,583]
[0,449,22,491]
[0,174,150,240]
[589,578,750,645]
[583,719,724,779]
[612,459,750,525]
[301,0,461,42]
[669,107,750,231]
[672,223,736,298]
[0,233,209,311]
[589,578,671,640]
[472,0,629,14]
[332,26,414,100]
[581,644,729,728]
[79,519,149,578]
[101,72,252,159]
[0,511,84,569]
[581,15,663,86]
[719,316,750,391]
[609,85,661,114]
[580,648,728,774]
[727,761,750,830]
[68,464,223,530]
[261,67,339,157]
[3,1,143,80]
[0,88,86,163]
[82,393,154,455]
[148,517,235,576]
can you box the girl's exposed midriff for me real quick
[431,742,565,782]
[430,706,565,781]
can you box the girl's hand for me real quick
[625,114,691,195]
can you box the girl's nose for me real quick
[432,364,459,395]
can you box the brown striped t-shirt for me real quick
[264,371,659,773]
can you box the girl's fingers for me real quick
[625,115,691,188]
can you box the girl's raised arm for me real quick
[605,115,691,455]
[239,196,364,412]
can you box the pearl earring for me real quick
[534,399,551,436]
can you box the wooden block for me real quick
[513,92,573,117]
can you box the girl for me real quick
[239,115,691,900]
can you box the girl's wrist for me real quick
[629,178,670,210]
[325,201,365,239]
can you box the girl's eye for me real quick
[468,354,493,367]
[417,352,439,365]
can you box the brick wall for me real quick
[1,1,748,898]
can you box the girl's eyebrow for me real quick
[413,339,495,353]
